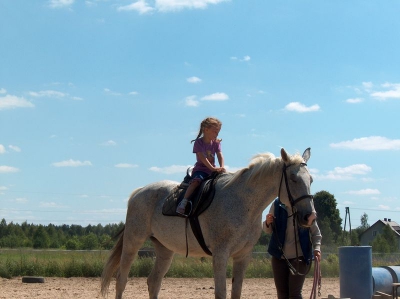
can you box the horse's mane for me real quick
[227,151,304,186]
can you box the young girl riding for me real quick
[176,117,226,216]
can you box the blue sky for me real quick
[1,0,400,229]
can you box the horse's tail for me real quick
[100,225,125,297]
[100,187,143,297]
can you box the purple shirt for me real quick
[192,138,222,175]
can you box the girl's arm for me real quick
[217,151,225,168]
[196,152,225,173]
[262,205,275,233]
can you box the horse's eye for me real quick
[290,173,297,182]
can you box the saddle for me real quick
[162,170,220,256]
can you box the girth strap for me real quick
[189,217,212,256]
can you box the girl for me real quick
[176,117,226,216]
[263,198,322,299]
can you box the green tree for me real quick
[381,224,398,252]
[360,213,370,229]
[81,232,99,250]
[33,225,50,248]
[372,234,390,255]
[313,191,342,242]
[65,237,80,250]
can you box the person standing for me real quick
[176,117,226,216]
[263,198,322,299]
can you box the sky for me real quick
[1,0,400,230]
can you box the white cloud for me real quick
[330,136,400,150]
[104,88,122,96]
[0,166,20,173]
[187,76,202,83]
[362,82,373,90]
[284,102,320,113]
[185,95,199,107]
[9,145,21,152]
[0,88,6,94]
[117,0,155,14]
[115,163,138,168]
[118,0,229,13]
[129,91,139,95]
[40,201,66,208]
[346,98,363,104]
[231,55,251,62]
[346,189,380,195]
[29,90,67,98]
[71,96,83,101]
[48,0,74,8]
[156,0,229,12]
[149,164,189,174]
[14,198,28,203]
[377,205,390,210]
[370,83,400,100]
[52,159,92,167]
[0,145,5,154]
[201,92,229,101]
[0,186,8,191]
[314,164,371,180]
[101,140,117,146]
[0,95,34,110]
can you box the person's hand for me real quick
[215,167,226,173]
[314,250,321,262]
[266,213,275,226]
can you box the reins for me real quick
[310,256,322,299]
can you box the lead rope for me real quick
[310,256,321,299]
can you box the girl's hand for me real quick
[266,213,275,226]
[215,167,226,173]
[314,250,321,262]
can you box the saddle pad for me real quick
[162,186,185,216]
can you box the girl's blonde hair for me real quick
[191,117,222,143]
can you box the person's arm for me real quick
[310,220,322,261]
[216,151,225,171]
[196,152,225,173]
[262,205,275,233]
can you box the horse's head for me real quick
[279,147,315,228]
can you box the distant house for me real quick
[360,218,400,249]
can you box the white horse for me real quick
[101,148,315,299]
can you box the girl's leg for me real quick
[271,257,290,299]
[287,258,308,299]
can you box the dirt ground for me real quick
[0,277,339,299]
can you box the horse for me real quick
[101,147,316,299]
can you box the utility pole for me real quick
[342,207,352,243]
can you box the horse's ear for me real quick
[302,147,311,163]
[281,148,289,162]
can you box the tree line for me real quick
[0,190,398,253]
[0,219,124,250]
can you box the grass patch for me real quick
[2,249,400,279]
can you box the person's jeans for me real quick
[271,256,308,299]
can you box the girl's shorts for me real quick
[191,171,210,183]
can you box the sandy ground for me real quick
[0,277,339,299]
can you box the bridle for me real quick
[279,162,314,208]
[273,162,315,276]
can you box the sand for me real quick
[0,277,340,299]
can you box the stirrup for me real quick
[177,201,192,217]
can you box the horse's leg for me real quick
[115,230,146,299]
[212,251,229,299]
[147,237,174,299]
[230,253,251,299]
